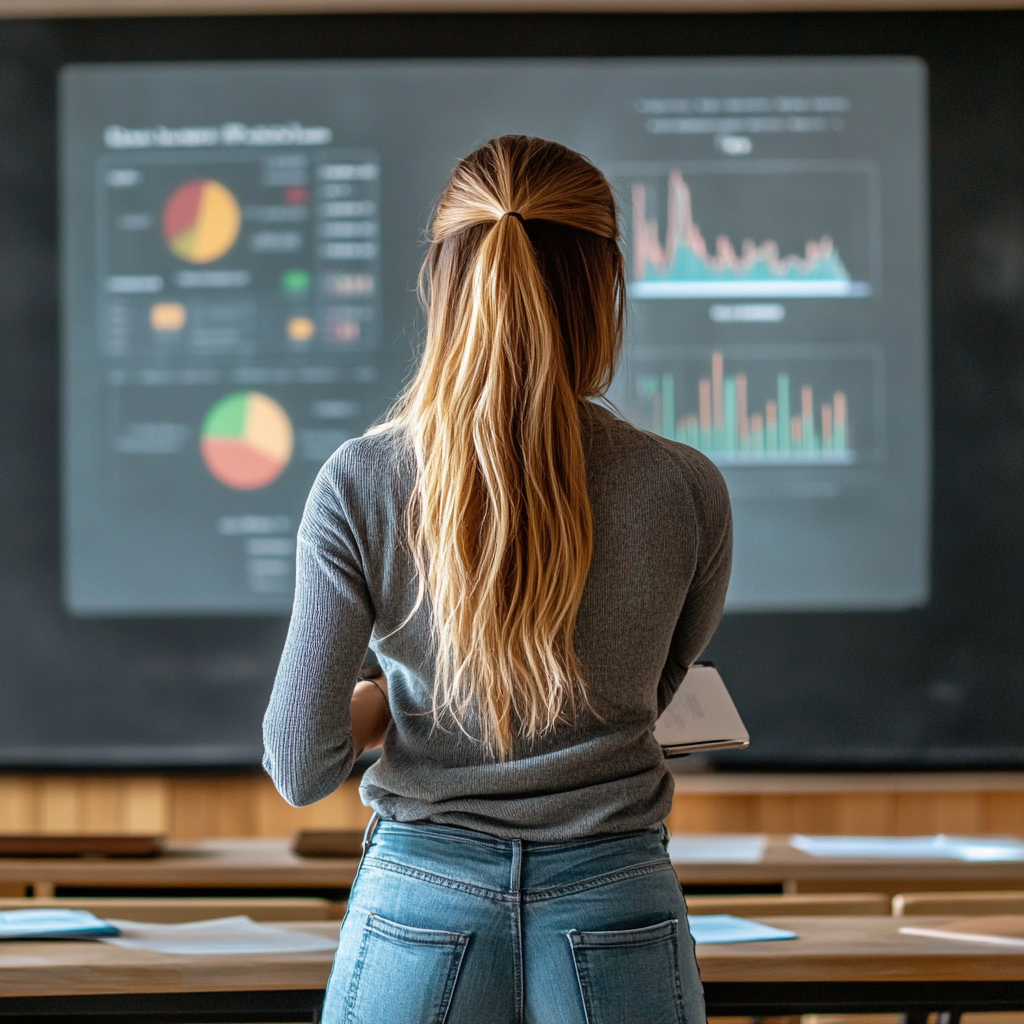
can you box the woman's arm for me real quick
[657,455,734,713]
[351,669,390,757]
[263,459,376,806]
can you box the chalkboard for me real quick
[0,11,1020,767]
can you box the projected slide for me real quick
[61,58,928,612]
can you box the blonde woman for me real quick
[264,136,732,1024]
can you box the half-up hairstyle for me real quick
[389,135,625,758]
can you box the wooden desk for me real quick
[0,839,360,897]
[5,835,1024,899]
[1,918,1023,1020]
[671,835,1024,897]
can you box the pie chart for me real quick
[162,179,241,264]
[200,392,293,490]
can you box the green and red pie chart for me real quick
[200,391,293,490]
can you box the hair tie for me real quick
[502,211,525,224]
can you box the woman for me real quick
[264,136,732,1024]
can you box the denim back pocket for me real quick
[343,912,470,1024]
[568,918,684,1024]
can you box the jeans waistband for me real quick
[359,819,672,899]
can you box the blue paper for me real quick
[688,914,797,945]
[0,909,120,940]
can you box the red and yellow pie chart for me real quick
[200,391,293,490]
[162,179,241,264]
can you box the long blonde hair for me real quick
[390,136,625,758]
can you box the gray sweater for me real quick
[263,403,732,840]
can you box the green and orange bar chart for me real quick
[638,352,852,464]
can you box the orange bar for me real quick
[834,391,847,427]
[801,384,813,418]
[822,403,833,447]
[766,400,777,430]
[712,352,724,431]
[699,379,712,431]
[736,373,749,441]
[791,414,802,445]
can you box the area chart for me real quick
[630,171,870,299]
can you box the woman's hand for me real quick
[351,670,390,757]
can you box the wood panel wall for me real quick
[2,772,1022,841]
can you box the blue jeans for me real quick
[323,819,706,1024]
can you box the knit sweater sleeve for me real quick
[657,447,733,714]
[262,452,375,806]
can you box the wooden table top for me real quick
[671,835,1024,885]
[3,835,1024,890]
[0,839,362,889]
[1,917,1023,999]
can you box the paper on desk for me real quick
[668,834,767,864]
[101,916,338,955]
[0,908,119,940]
[900,915,1024,948]
[688,914,797,944]
[791,834,1024,862]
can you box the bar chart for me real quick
[630,349,880,465]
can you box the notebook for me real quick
[688,914,797,944]
[0,908,120,940]
[899,915,1024,948]
[654,663,750,758]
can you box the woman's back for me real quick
[264,401,730,839]
[264,135,728,1024]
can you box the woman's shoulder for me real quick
[302,423,414,536]
[583,402,728,501]
[317,422,414,488]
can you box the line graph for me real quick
[629,170,871,299]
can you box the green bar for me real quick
[777,374,791,453]
[723,378,737,452]
[753,425,765,453]
[835,423,847,451]
[661,373,674,440]
[637,375,656,398]
[803,410,815,452]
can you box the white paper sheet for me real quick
[101,916,338,955]
[899,925,1024,948]
[791,834,1024,861]
[688,914,797,944]
[668,834,767,864]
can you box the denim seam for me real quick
[437,935,469,1024]
[511,839,524,1024]
[360,855,512,902]
[342,910,372,1024]
[526,827,662,854]
[376,825,510,853]
[567,931,593,1024]
[522,859,676,904]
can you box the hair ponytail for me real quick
[386,136,624,758]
